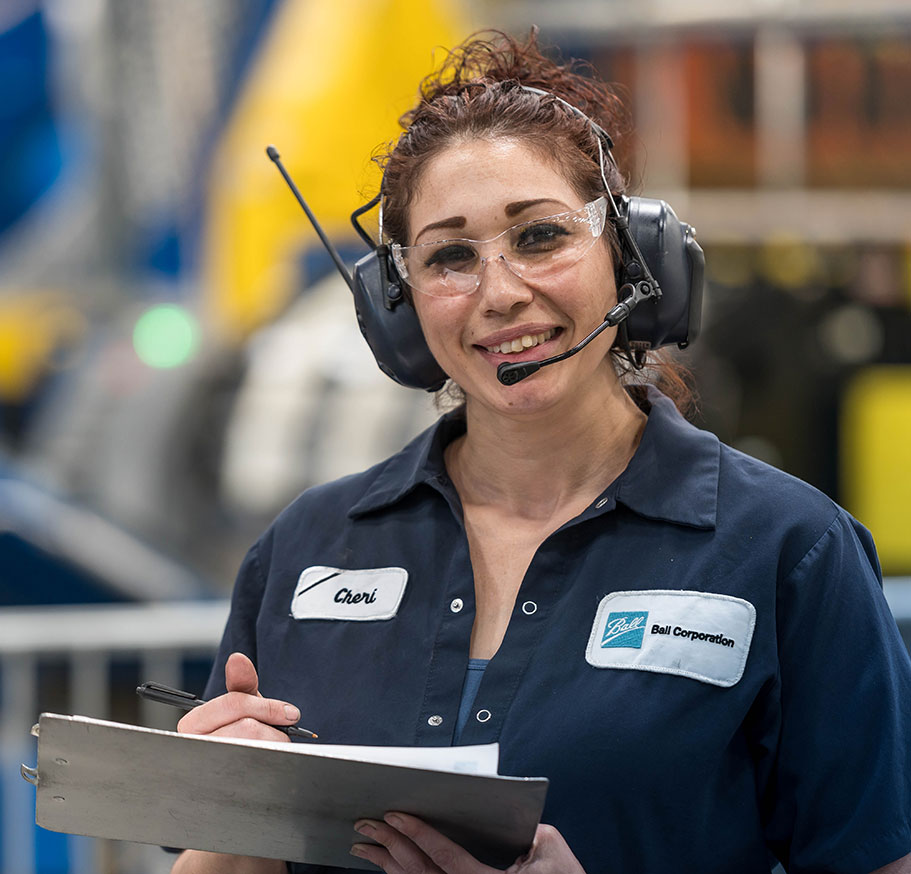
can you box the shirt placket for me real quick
[454,524,588,746]
[412,475,477,745]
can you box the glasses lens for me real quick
[503,205,603,280]
[399,241,482,298]
[396,198,606,298]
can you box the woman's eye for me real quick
[516,223,570,250]
[424,244,476,269]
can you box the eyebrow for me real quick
[414,198,570,243]
[504,198,568,217]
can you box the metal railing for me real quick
[0,601,229,874]
[2,582,910,874]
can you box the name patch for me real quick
[291,566,407,621]
[586,590,756,687]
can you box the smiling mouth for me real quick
[483,328,557,355]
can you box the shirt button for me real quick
[428,715,443,726]
[476,709,492,723]
[521,600,538,615]
[595,497,609,509]
[450,598,464,613]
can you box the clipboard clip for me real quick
[20,764,38,786]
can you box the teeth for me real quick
[486,328,555,355]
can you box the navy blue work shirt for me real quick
[204,388,911,874]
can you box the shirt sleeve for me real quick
[203,538,269,700]
[763,509,911,874]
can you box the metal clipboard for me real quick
[21,713,548,870]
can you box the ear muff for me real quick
[351,198,704,392]
[351,245,447,391]
[618,195,705,350]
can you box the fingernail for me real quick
[355,821,376,836]
[384,813,404,829]
[350,845,367,858]
[284,704,300,721]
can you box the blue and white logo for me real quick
[601,611,649,648]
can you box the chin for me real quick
[472,370,573,417]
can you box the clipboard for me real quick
[21,713,549,870]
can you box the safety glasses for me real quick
[391,197,608,298]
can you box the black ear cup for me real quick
[351,247,447,391]
[620,196,704,350]
[350,199,705,392]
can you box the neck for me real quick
[446,372,647,521]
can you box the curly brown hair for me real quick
[376,29,695,415]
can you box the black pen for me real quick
[136,681,318,739]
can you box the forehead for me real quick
[408,138,581,233]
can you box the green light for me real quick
[133,304,198,369]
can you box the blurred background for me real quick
[1,0,909,871]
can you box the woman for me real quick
[173,31,911,874]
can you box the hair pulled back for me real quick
[379,29,629,248]
[376,29,694,415]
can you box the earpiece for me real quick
[350,244,448,391]
[615,195,704,353]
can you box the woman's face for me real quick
[405,137,619,418]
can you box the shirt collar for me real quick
[349,387,719,530]
[348,410,465,518]
[613,386,719,530]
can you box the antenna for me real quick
[266,145,355,292]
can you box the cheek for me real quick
[413,297,470,353]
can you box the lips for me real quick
[483,327,557,355]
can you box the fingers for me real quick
[351,813,497,874]
[504,824,587,874]
[208,720,293,743]
[177,691,300,736]
[224,651,260,695]
[176,651,300,740]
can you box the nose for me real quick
[476,254,534,314]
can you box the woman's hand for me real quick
[176,652,300,743]
[170,653,299,873]
[350,812,586,874]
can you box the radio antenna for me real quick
[266,145,355,293]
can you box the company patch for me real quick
[586,590,756,687]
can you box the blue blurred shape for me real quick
[0,9,62,234]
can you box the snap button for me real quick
[450,598,463,613]
[595,497,609,509]
[521,600,537,615]
[476,709,491,723]
[428,715,443,726]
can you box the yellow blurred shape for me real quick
[202,0,471,340]
[842,366,911,574]
[0,292,88,401]
[758,235,821,290]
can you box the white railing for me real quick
[0,601,229,874]
[2,583,910,874]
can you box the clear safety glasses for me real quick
[391,197,608,299]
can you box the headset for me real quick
[268,86,704,392]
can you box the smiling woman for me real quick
[172,29,911,874]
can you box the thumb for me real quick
[224,652,262,696]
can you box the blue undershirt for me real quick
[453,658,489,744]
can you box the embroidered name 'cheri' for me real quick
[291,566,407,622]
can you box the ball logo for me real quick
[601,611,649,648]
